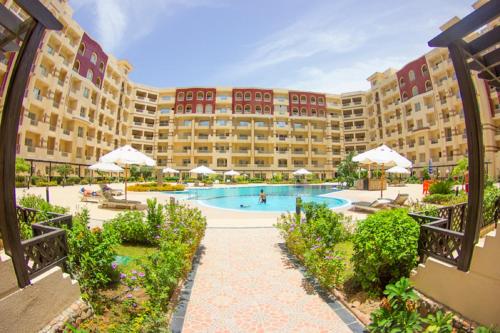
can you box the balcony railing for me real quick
[16,206,72,279]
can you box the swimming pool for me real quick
[171,185,349,212]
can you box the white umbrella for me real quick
[99,145,156,200]
[89,162,123,172]
[353,144,412,198]
[386,166,410,174]
[293,168,312,175]
[190,165,215,175]
[162,167,179,174]
[224,170,240,176]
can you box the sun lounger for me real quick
[351,193,409,213]
[98,184,123,196]
[386,193,409,207]
[79,193,100,203]
[98,191,146,210]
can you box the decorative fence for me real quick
[16,207,72,279]
[409,200,499,270]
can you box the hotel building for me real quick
[2,0,499,179]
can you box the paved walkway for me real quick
[173,207,365,333]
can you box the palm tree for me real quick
[337,152,359,187]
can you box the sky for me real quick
[70,0,473,93]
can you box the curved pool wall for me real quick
[166,185,350,212]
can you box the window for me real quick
[264,93,271,101]
[291,95,298,104]
[255,105,262,114]
[235,105,243,113]
[177,92,184,101]
[205,104,213,113]
[244,105,251,113]
[399,77,405,87]
[318,110,324,117]
[176,105,184,113]
[318,97,324,105]
[244,92,251,101]
[96,77,101,87]
[73,60,80,72]
[235,92,243,101]
[402,92,408,101]
[90,52,97,64]
[421,64,428,76]
[411,85,419,97]
[311,108,317,116]
[86,69,93,81]
[292,107,299,116]
[264,105,271,114]
[310,96,316,104]
[83,87,90,98]
[196,92,204,100]
[300,95,307,104]
[408,70,416,82]
[78,42,85,55]
[300,107,307,116]
[255,92,262,101]
[186,104,192,113]
[186,92,193,101]
[415,102,421,111]
[206,91,213,100]
[425,80,432,92]
[196,104,203,113]
[78,127,84,137]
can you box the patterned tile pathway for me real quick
[175,225,364,332]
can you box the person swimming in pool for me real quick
[240,204,250,208]
[258,189,267,204]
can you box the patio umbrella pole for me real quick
[380,164,384,199]
[125,165,128,201]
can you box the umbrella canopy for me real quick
[162,167,179,174]
[224,169,240,176]
[386,166,410,174]
[99,145,156,166]
[352,144,412,168]
[89,162,123,172]
[190,165,215,175]
[293,168,312,175]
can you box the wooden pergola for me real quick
[0,0,62,287]
[413,0,500,271]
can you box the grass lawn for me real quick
[114,244,157,273]
[335,241,354,279]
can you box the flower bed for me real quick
[126,182,185,192]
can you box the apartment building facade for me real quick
[2,0,499,179]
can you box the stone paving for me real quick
[177,226,363,332]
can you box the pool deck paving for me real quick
[17,183,425,332]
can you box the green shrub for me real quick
[66,209,119,305]
[483,185,500,226]
[429,180,453,195]
[127,182,185,192]
[302,202,349,246]
[352,209,419,293]
[422,193,455,204]
[18,195,68,238]
[106,211,149,244]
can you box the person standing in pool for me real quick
[259,189,267,204]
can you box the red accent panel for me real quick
[232,88,274,114]
[396,56,431,100]
[74,33,108,88]
[288,91,326,117]
[174,88,216,114]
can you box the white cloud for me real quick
[71,0,224,53]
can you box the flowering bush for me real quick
[276,203,350,288]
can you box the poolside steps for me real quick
[411,229,500,327]
[0,255,81,333]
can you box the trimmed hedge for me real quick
[127,183,185,192]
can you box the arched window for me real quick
[412,85,419,97]
[255,92,262,101]
[292,107,299,116]
[399,77,405,87]
[244,105,251,113]
[99,62,105,72]
[196,104,203,113]
[78,43,85,55]
[300,95,307,104]
[235,105,243,113]
[186,92,193,101]
[263,93,271,102]
[177,92,185,101]
[264,105,271,114]
[73,60,80,72]
[317,97,324,105]
[310,96,316,104]
[235,92,243,101]
[402,92,408,101]
[186,104,192,113]
[90,52,97,64]
[425,80,432,92]
[291,95,298,104]
[96,77,101,87]
[196,92,204,100]
[408,70,416,82]
[86,69,93,81]
[244,92,251,101]
[206,91,213,100]
[421,64,429,76]
[255,105,262,114]
[311,108,317,116]
[319,109,325,117]
[205,104,213,113]
[176,105,184,113]
[300,107,307,116]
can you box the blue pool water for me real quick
[169,185,349,212]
